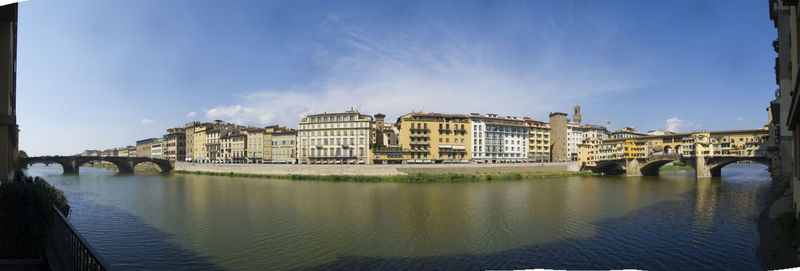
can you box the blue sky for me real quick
[17,0,776,155]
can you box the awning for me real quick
[452,145,466,150]
[439,145,453,148]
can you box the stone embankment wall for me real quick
[174,161,580,176]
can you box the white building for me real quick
[567,124,583,161]
[296,109,373,164]
[150,138,163,159]
[647,129,675,136]
[470,113,528,163]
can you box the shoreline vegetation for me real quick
[659,166,693,171]
[172,170,596,182]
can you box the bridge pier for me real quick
[625,159,643,177]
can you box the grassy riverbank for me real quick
[172,170,596,182]
[659,166,693,171]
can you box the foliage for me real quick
[172,170,595,183]
[17,150,27,159]
[0,175,68,258]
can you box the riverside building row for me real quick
[89,107,631,165]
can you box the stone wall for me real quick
[174,161,580,176]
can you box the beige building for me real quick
[395,112,471,164]
[297,109,373,164]
[271,128,297,163]
[221,132,247,163]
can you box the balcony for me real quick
[409,134,429,138]
[410,141,429,145]
[410,127,429,132]
[408,149,429,153]
[341,144,350,148]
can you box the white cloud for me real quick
[140,118,154,124]
[666,117,700,133]
[737,117,744,122]
[205,12,652,126]
[187,111,197,118]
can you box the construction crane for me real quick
[584,115,615,127]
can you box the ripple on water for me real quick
[25,164,771,271]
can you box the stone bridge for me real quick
[594,154,771,178]
[19,156,173,174]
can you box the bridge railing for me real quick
[49,205,111,271]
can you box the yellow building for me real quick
[579,138,601,167]
[525,119,550,162]
[245,128,265,163]
[192,124,210,162]
[622,139,646,159]
[271,128,297,163]
[396,112,471,163]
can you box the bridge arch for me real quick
[706,157,771,177]
[131,158,172,173]
[18,156,172,174]
[18,157,77,174]
[638,158,683,176]
[74,157,134,173]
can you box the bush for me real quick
[0,175,68,258]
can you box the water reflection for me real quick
[26,164,769,271]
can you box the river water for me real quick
[25,163,770,270]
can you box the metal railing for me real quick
[50,205,111,271]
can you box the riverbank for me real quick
[757,175,800,269]
[659,166,693,171]
[172,169,595,182]
[174,161,581,176]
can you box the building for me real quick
[296,109,373,164]
[611,126,646,139]
[469,113,528,163]
[192,124,210,162]
[395,112,471,164]
[136,138,157,158]
[183,121,205,162]
[647,129,675,136]
[566,124,583,161]
[271,128,297,163]
[220,132,247,163]
[164,128,186,162]
[549,112,569,162]
[372,113,399,147]
[244,128,265,163]
[770,0,799,217]
[0,4,17,180]
[150,138,163,159]
[582,125,610,140]
[579,138,602,167]
[525,118,551,162]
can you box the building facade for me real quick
[271,128,297,163]
[549,112,569,162]
[245,128,265,163]
[470,113,528,163]
[164,128,186,161]
[297,109,373,164]
[567,124,583,161]
[526,119,551,162]
[395,112,471,164]
[136,138,156,158]
[150,138,163,159]
[220,132,247,163]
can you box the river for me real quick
[25,163,770,270]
